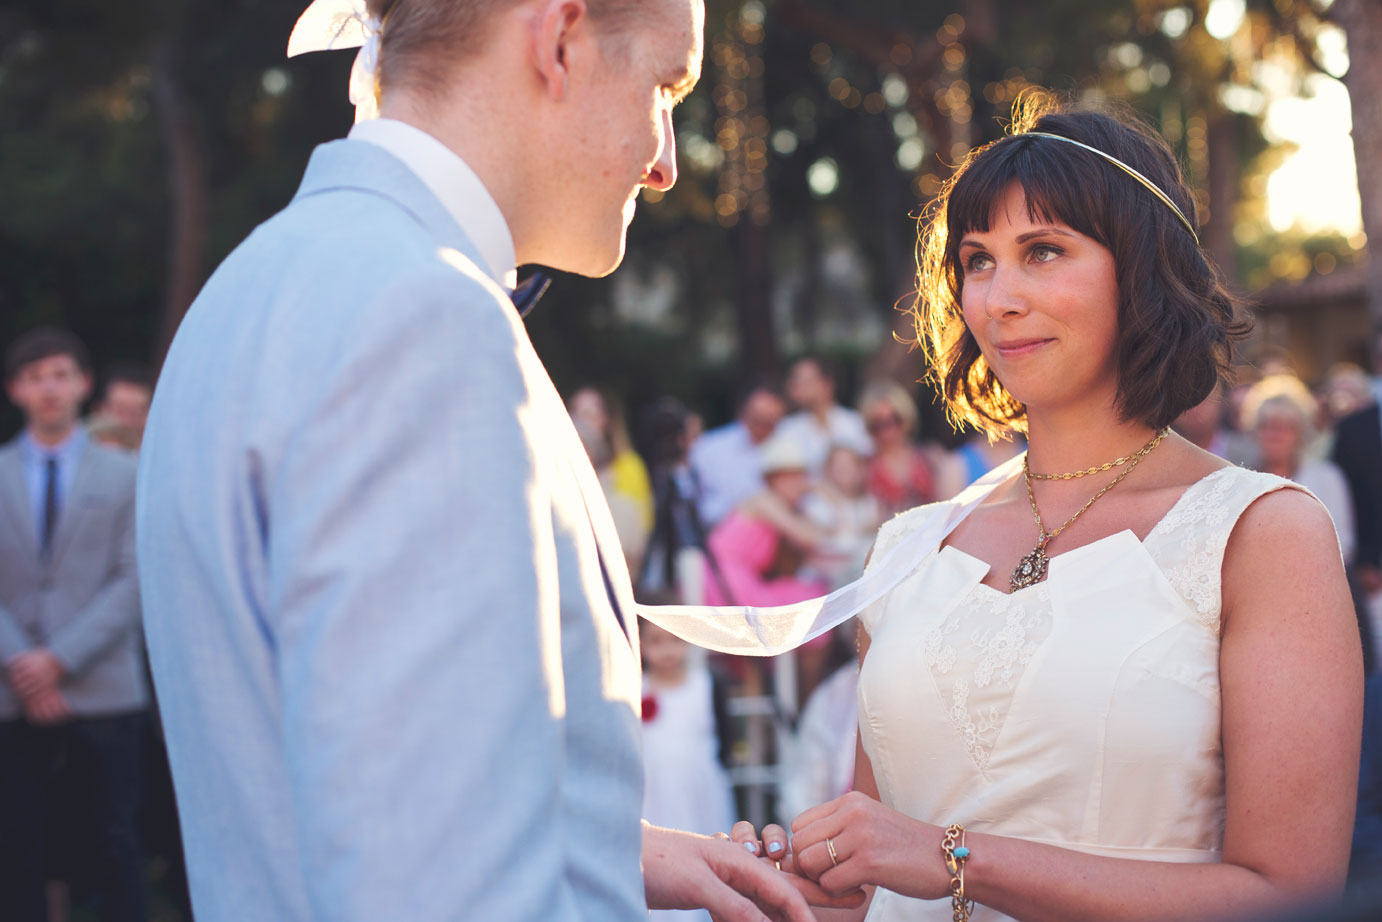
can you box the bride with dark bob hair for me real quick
[753,90,1364,922]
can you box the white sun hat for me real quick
[759,434,809,475]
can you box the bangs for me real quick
[944,136,1112,255]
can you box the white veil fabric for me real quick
[638,456,1021,656]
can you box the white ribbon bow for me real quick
[287,0,383,122]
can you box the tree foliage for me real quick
[0,0,1368,439]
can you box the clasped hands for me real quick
[5,648,71,725]
[724,792,956,907]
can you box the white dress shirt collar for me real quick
[348,118,518,290]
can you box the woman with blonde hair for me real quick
[767,91,1361,922]
[1242,374,1355,560]
[858,382,940,514]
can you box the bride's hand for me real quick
[723,819,866,909]
[726,819,790,863]
[789,792,951,901]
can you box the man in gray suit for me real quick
[0,327,146,922]
[138,0,830,920]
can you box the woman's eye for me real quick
[1031,244,1063,262]
[963,253,993,273]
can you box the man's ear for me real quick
[532,0,589,101]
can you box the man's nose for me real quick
[645,108,678,191]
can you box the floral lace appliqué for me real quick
[1143,470,1242,635]
[925,584,1052,771]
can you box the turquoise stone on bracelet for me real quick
[952,846,969,859]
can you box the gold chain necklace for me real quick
[1027,441,1159,480]
[1009,427,1171,592]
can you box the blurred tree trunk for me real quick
[1205,110,1239,287]
[153,39,207,363]
[1335,0,1382,330]
[736,220,778,380]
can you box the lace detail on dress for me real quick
[1144,467,1299,636]
[1144,471,1239,634]
[925,582,1053,771]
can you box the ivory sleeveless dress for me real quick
[856,464,1309,922]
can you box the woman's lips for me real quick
[994,338,1054,358]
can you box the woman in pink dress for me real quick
[702,435,828,608]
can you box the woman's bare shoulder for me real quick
[1220,484,1349,631]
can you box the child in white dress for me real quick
[639,620,736,922]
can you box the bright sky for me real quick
[1205,0,1361,236]
[1263,73,1361,235]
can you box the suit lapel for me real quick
[555,403,640,655]
[565,442,639,644]
[519,351,638,656]
[0,445,35,559]
[48,441,97,566]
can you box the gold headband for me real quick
[1021,131,1200,245]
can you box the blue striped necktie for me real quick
[510,272,551,318]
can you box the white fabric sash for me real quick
[639,455,1021,656]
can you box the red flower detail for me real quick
[641,695,659,722]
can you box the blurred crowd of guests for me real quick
[572,346,1382,888]
[2,324,1380,922]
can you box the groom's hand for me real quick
[728,819,790,862]
[644,822,849,922]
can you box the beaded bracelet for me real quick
[940,823,974,922]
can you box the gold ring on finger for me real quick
[826,836,839,867]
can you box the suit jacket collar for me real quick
[346,119,517,289]
[0,435,101,565]
[292,138,498,287]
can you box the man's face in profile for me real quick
[557,0,704,276]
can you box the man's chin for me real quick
[561,239,628,279]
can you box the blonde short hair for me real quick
[857,381,920,439]
[1240,374,1318,441]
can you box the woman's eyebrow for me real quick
[1014,227,1077,244]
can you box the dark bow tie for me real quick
[510,271,552,318]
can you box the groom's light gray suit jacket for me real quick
[137,139,646,922]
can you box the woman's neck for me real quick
[1023,408,1158,476]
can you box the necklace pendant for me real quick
[1010,544,1050,592]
